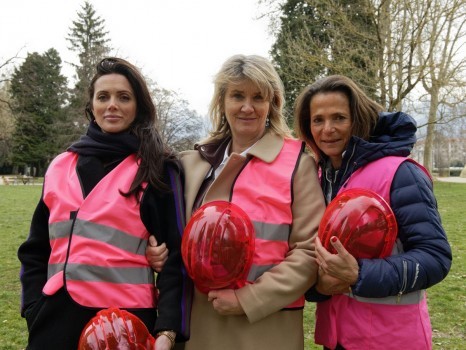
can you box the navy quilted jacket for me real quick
[315,111,452,299]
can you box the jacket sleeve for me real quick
[17,194,51,317]
[235,152,326,323]
[352,161,452,297]
[141,162,191,341]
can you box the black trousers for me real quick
[25,288,157,350]
[324,345,346,350]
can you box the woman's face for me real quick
[309,92,352,169]
[224,79,270,151]
[91,73,137,133]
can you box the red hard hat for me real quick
[78,307,155,350]
[318,188,398,259]
[182,200,255,293]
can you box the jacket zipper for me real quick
[411,262,420,288]
[397,260,408,303]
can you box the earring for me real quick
[265,118,270,127]
[221,115,226,126]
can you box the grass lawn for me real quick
[0,185,42,350]
[0,182,464,349]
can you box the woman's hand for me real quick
[207,289,245,316]
[154,330,176,350]
[146,236,168,273]
[316,267,352,295]
[315,236,359,285]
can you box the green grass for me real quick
[0,185,42,350]
[0,182,464,349]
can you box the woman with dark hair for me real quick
[294,75,452,349]
[18,57,190,350]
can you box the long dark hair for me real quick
[86,57,176,197]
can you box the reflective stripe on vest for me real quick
[43,152,156,308]
[232,138,305,309]
[341,156,428,305]
[348,289,426,305]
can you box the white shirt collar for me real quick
[214,140,256,178]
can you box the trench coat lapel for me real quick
[180,133,286,220]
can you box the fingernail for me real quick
[149,236,157,246]
[331,236,337,243]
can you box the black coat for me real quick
[18,153,191,349]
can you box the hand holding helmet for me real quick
[181,201,255,293]
[318,188,398,259]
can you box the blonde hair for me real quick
[207,54,291,141]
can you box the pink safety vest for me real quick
[315,156,432,350]
[232,138,306,309]
[42,152,156,309]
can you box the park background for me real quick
[1,180,465,349]
[1,0,466,177]
[1,0,466,348]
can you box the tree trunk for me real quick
[423,87,440,173]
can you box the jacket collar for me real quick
[318,111,417,202]
[247,132,285,163]
[196,132,285,167]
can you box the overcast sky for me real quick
[1,0,275,116]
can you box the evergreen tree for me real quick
[271,0,329,115]
[10,49,68,175]
[66,1,111,142]
[270,0,379,113]
[326,0,379,98]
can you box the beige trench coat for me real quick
[180,132,325,350]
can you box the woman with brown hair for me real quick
[295,75,452,350]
